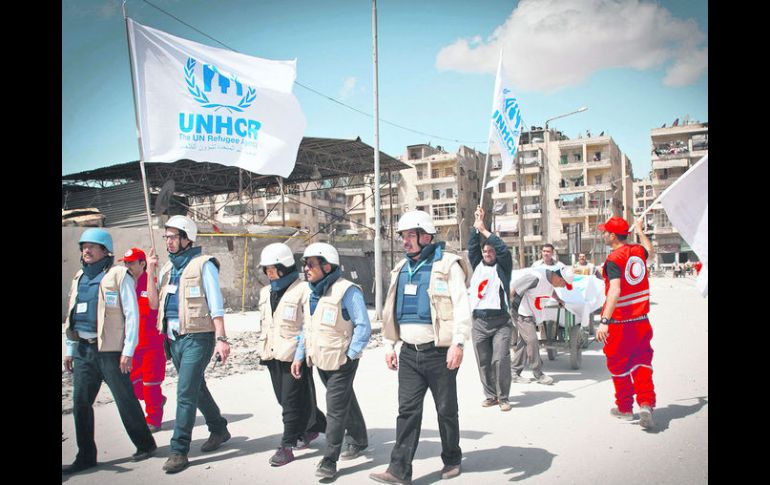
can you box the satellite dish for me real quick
[155,179,175,215]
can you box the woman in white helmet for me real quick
[256,243,326,467]
[290,242,371,480]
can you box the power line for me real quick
[139,0,486,146]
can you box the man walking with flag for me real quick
[596,216,657,430]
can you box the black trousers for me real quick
[317,358,368,463]
[264,359,327,447]
[387,345,461,481]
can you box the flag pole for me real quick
[479,50,503,221]
[123,3,156,254]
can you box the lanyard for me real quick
[406,258,428,283]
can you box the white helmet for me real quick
[302,242,340,266]
[165,215,198,242]
[397,210,436,235]
[259,243,296,267]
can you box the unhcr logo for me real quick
[491,88,522,156]
[179,58,262,143]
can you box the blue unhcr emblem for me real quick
[185,58,256,113]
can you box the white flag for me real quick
[658,155,708,296]
[126,18,306,178]
[486,52,523,189]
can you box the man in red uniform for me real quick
[595,217,656,431]
[121,247,167,432]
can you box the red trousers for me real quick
[131,344,167,427]
[602,320,656,413]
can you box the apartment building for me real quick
[489,128,632,266]
[633,178,655,228]
[187,182,348,241]
[343,171,405,241]
[649,120,708,266]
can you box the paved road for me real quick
[61,275,707,484]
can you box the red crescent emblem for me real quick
[534,296,550,310]
[478,279,489,299]
[630,263,640,279]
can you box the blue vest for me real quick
[72,271,106,334]
[395,258,433,324]
[164,267,182,321]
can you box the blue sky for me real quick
[62,0,707,180]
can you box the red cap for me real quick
[119,247,146,262]
[598,217,631,235]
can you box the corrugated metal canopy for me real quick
[62,137,409,197]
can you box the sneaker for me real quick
[294,431,319,450]
[201,429,231,452]
[131,443,157,462]
[62,460,97,475]
[315,459,337,479]
[535,374,554,385]
[440,464,461,479]
[162,454,189,474]
[370,469,412,484]
[481,397,498,407]
[639,405,655,430]
[610,407,634,421]
[512,374,531,384]
[340,443,366,460]
[499,399,512,412]
[269,447,295,467]
[148,423,162,433]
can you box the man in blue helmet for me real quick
[63,228,157,475]
[157,215,231,474]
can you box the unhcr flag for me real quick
[486,52,523,189]
[126,18,306,178]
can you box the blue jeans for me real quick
[169,332,228,455]
[71,342,156,464]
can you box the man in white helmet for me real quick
[510,266,575,385]
[62,229,157,475]
[156,215,231,474]
[370,210,471,484]
[291,242,371,480]
[257,243,326,467]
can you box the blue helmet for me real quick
[79,228,113,254]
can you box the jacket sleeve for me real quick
[448,262,472,345]
[467,229,482,269]
[486,233,512,276]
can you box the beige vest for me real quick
[65,265,130,352]
[382,250,470,347]
[257,279,307,362]
[157,255,218,335]
[303,278,359,371]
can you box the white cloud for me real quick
[435,0,707,92]
[339,76,358,100]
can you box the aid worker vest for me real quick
[603,244,650,321]
[258,279,307,362]
[382,250,470,347]
[395,257,433,324]
[65,265,130,352]
[303,278,359,371]
[157,255,218,335]
[516,268,557,323]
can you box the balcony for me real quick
[524,234,544,243]
[560,185,586,194]
[652,157,689,169]
[653,226,678,235]
[433,217,459,226]
[583,182,613,194]
[521,185,542,197]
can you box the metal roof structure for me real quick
[62,137,409,197]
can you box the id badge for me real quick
[188,286,201,298]
[166,284,178,295]
[104,291,119,307]
[434,280,449,294]
[404,284,418,296]
[321,308,337,326]
[76,302,88,314]
[282,304,297,322]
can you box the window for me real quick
[573,153,582,162]
[446,188,453,199]
[595,175,603,184]
[432,203,456,221]
[417,171,423,180]
[512,181,517,191]
[560,155,568,165]
[418,191,425,201]
[593,152,602,161]
[432,169,439,178]
[433,189,440,200]
[498,182,507,193]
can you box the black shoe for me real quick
[201,429,231,452]
[62,460,97,475]
[132,443,158,462]
[340,443,366,461]
[315,459,337,479]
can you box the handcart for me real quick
[537,300,589,370]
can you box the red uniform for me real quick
[130,271,166,427]
[602,244,656,413]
